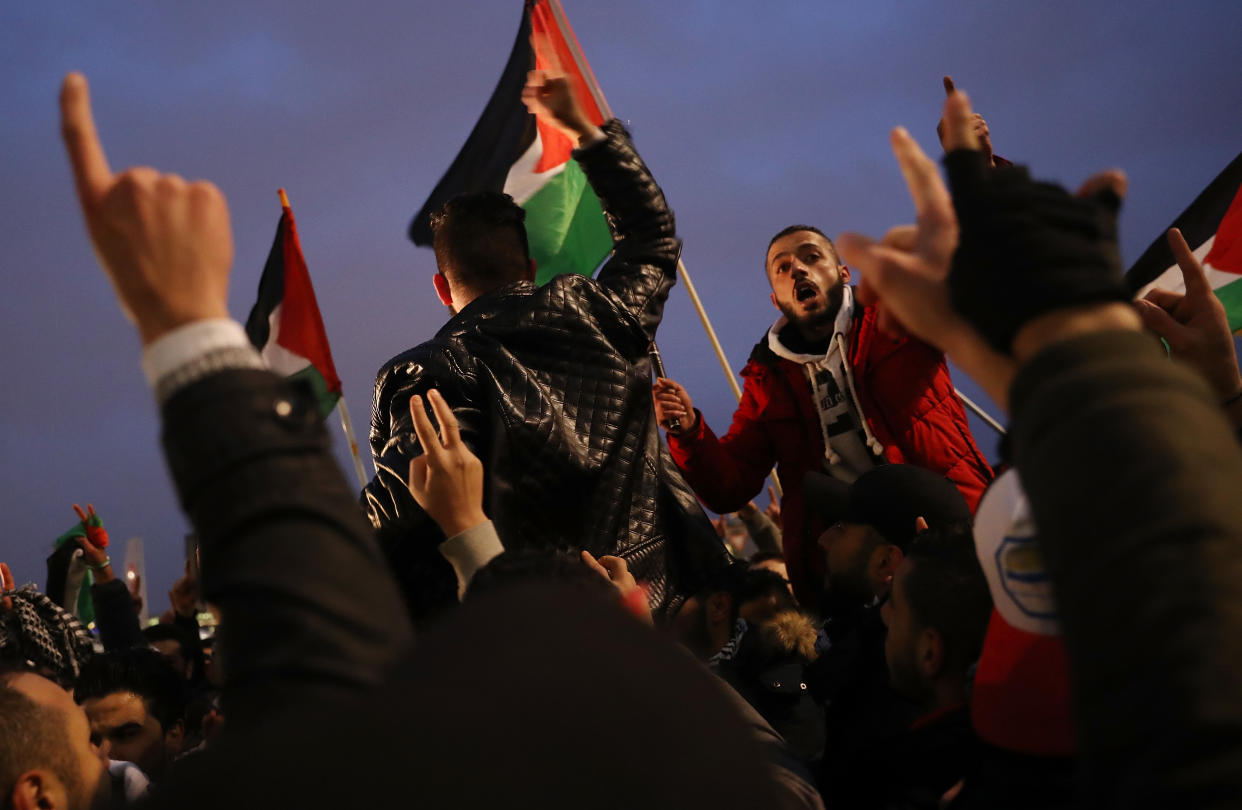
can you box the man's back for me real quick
[364,121,725,620]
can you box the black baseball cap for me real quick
[803,465,971,551]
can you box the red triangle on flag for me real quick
[1204,182,1242,276]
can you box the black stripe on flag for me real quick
[244,210,290,351]
[407,5,537,246]
[1126,151,1242,293]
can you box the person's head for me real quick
[142,623,204,685]
[748,551,791,595]
[0,667,110,810]
[670,564,750,660]
[429,191,534,312]
[883,523,992,709]
[735,569,799,625]
[74,648,186,780]
[806,466,972,610]
[765,225,850,340]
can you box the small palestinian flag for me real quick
[245,190,343,417]
[46,514,105,625]
[1129,151,1242,332]
[408,0,612,284]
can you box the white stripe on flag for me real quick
[1136,234,1240,297]
[260,304,313,377]
[503,129,568,204]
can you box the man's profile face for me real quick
[817,521,879,607]
[881,560,925,700]
[81,690,170,780]
[9,672,110,810]
[766,230,850,335]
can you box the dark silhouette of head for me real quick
[430,192,532,302]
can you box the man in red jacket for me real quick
[654,225,992,607]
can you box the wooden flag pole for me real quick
[337,395,372,489]
[547,0,781,497]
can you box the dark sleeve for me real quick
[577,120,682,339]
[161,370,414,728]
[89,579,145,651]
[1009,330,1242,807]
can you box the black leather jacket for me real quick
[363,121,726,619]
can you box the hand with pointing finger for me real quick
[407,389,488,537]
[1135,228,1242,405]
[936,76,997,167]
[60,73,233,345]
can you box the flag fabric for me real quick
[46,515,103,625]
[245,193,343,417]
[1128,151,1242,333]
[408,0,613,285]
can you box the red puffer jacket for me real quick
[668,304,993,606]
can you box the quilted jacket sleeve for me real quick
[577,120,681,340]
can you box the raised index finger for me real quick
[60,73,112,205]
[1168,228,1211,298]
[943,75,956,95]
[409,394,446,462]
[426,389,463,449]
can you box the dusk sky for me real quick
[3,1,1240,614]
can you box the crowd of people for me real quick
[2,64,1241,810]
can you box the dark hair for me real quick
[765,224,840,268]
[144,622,206,685]
[430,191,531,291]
[748,550,786,566]
[737,569,798,613]
[0,683,82,801]
[74,647,187,732]
[902,523,993,675]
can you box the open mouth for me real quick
[794,281,818,303]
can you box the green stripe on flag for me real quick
[524,160,613,284]
[288,365,341,418]
[1215,276,1242,333]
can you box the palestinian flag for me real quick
[245,190,343,417]
[46,515,104,625]
[408,0,612,284]
[1129,151,1242,332]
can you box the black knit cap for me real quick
[803,465,971,551]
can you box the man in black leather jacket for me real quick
[363,72,726,620]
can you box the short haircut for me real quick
[902,523,993,675]
[144,623,206,684]
[0,683,82,801]
[430,191,531,291]
[765,224,840,268]
[74,647,187,732]
[737,569,798,613]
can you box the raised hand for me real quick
[407,389,487,537]
[652,377,697,435]
[764,485,781,524]
[1,563,15,612]
[1135,228,1242,402]
[936,75,995,166]
[60,73,233,345]
[521,69,602,145]
[71,503,115,582]
[72,503,109,548]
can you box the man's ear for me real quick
[840,264,851,284]
[11,771,66,810]
[770,291,780,311]
[432,272,453,307]
[919,626,945,680]
[914,516,929,534]
[871,545,904,592]
[165,718,185,755]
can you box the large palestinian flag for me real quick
[1129,151,1242,332]
[245,190,343,418]
[408,0,612,284]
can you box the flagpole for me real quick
[954,388,1007,436]
[547,0,783,497]
[337,395,371,488]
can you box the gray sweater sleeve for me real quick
[1009,330,1242,808]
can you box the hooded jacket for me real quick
[363,121,727,621]
[668,304,993,606]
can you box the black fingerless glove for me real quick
[944,149,1130,353]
